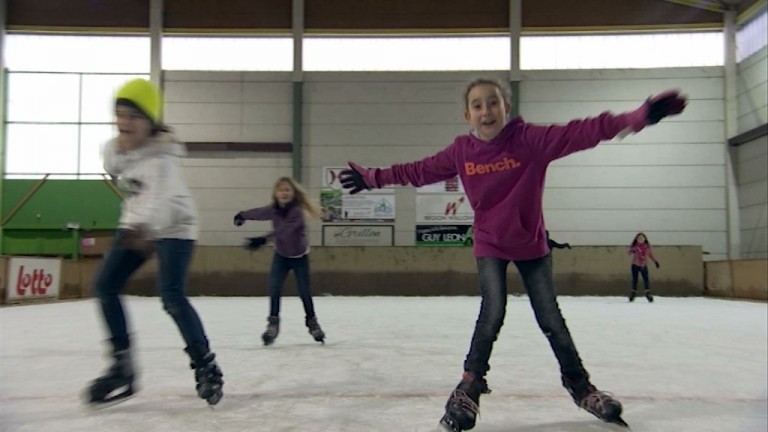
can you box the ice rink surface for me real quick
[1,296,766,432]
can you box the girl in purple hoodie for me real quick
[340,79,686,431]
[234,177,326,345]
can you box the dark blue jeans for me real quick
[631,264,650,292]
[268,252,316,319]
[463,254,587,380]
[94,230,210,355]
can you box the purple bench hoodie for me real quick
[371,112,644,261]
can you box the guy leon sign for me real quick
[7,257,62,301]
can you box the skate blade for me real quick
[83,389,135,409]
[612,416,630,429]
[206,392,223,406]
[438,414,461,432]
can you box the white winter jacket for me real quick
[103,132,198,240]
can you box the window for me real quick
[304,37,510,71]
[737,10,768,62]
[4,34,150,73]
[162,36,293,70]
[521,32,724,69]
[303,33,723,71]
[4,72,147,179]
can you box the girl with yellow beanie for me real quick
[86,79,224,407]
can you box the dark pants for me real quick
[463,254,586,380]
[631,265,650,293]
[268,252,316,319]
[94,230,210,357]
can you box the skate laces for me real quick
[575,385,619,417]
[448,389,480,417]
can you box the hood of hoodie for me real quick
[104,132,186,175]
[133,132,186,159]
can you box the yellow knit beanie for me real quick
[115,78,163,123]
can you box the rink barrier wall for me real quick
[1,246,705,301]
[705,259,768,300]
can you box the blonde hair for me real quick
[463,78,511,111]
[273,177,322,219]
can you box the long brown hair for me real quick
[273,177,322,219]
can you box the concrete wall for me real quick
[303,68,727,258]
[735,135,768,259]
[737,46,768,134]
[705,258,768,300]
[160,68,726,258]
[47,245,703,298]
[735,46,768,259]
[163,71,294,246]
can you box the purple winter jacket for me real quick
[239,201,308,257]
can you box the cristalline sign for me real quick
[7,257,61,301]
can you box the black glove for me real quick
[647,90,687,125]
[339,162,373,195]
[565,243,572,249]
[655,261,660,269]
[245,236,268,250]
[234,212,246,227]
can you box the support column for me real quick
[292,0,304,181]
[509,0,522,117]
[149,0,163,88]
[724,9,741,259]
[0,0,7,254]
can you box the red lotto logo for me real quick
[16,265,54,296]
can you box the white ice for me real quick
[1,296,766,432]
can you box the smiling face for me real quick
[636,234,646,244]
[274,181,296,206]
[464,83,510,142]
[115,105,153,150]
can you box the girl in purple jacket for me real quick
[234,177,325,345]
[340,79,686,431]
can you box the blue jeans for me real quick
[463,254,587,380]
[94,230,210,356]
[268,253,316,319]
[631,264,650,292]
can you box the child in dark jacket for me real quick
[234,177,326,345]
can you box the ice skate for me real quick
[86,349,136,406]
[262,316,280,345]
[306,316,325,344]
[186,346,224,406]
[439,372,491,431]
[563,374,629,428]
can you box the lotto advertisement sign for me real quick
[6,257,62,301]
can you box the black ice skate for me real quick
[186,346,224,406]
[86,349,136,406]
[628,290,637,302]
[562,374,628,428]
[645,290,654,303]
[262,316,280,345]
[306,316,325,344]
[439,372,491,431]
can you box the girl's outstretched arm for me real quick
[340,142,460,194]
[524,90,687,162]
